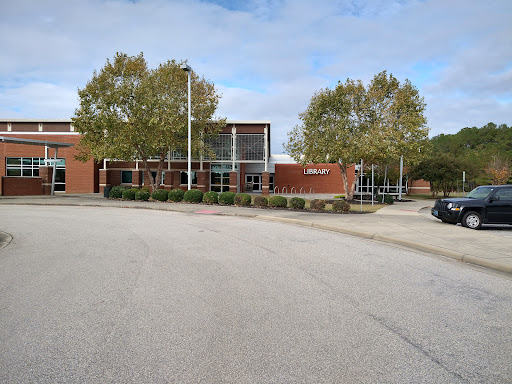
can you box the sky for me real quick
[0,0,511,154]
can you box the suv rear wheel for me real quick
[462,211,483,230]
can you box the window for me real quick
[180,171,197,185]
[121,171,132,184]
[6,157,66,191]
[204,134,233,161]
[236,134,265,161]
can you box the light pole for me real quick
[180,63,192,190]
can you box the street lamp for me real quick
[180,63,192,191]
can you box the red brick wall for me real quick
[0,133,97,193]
[274,163,356,194]
[2,177,42,196]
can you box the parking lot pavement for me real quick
[1,194,511,275]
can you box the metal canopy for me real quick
[0,136,74,148]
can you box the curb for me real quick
[254,215,512,276]
[0,231,13,250]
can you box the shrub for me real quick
[135,189,150,201]
[184,189,203,203]
[289,197,306,209]
[310,199,326,210]
[218,191,236,205]
[332,200,351,212]
[235,193,252,206]
[269,195,288,208]
[122,188,137,200]
[378,194,395,205]
[168,188,185,202]
[253,196,268,207]
[203,191,218,204]
[151,189,169,202]
[334,194,345,199]
[109,185,125,199]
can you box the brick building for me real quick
[1,119,430,196]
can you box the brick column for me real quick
[172,170,181,189]
[164,171,173,190]
[99,169,110,194]
[39,166,54,195]
[132,170,141,188]
[196,171,208,192]
[262,171,270,196]
[229,171,238,193]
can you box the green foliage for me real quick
[235,193,252,206]
[377,194,394,205]
[72,52,226,192]
[269,195,288,208]
[184,189,203,203]
[109,185,125,199]
[203,191,218,204]
[334,195,345,199]
[218,191,236,205]
[151,189,169,201]
[409,153,467,198]
[289,197,306,209]
[285,71,429,200]
[253,196,268,207]
[122,188,137,200]
[168,188,185,202]
[310,199,326,210]
[135,189,150,201]
[332,200,351,212]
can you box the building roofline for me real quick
[0,119,271,125]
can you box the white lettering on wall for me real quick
[303,169,331,175]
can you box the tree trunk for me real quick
[338,162,360,201]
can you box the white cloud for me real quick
[0,0,510,153]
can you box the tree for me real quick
[485,155,512,185]
[409,153,467,198]
[285,78,366,200]
[285,72,429,200]
[73,52,225,191]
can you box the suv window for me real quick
[466,186,495,199]
[494,188,512,200]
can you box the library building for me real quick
[0,119,429,197]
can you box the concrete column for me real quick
[262,171,270,196]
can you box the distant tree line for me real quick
[409,122,512,197]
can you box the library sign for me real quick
[303,168,331,175]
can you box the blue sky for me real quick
[0,0,511,153]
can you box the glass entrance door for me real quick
[245,174,261,192]
[210,163,236,192]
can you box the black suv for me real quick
[432,185,512,229]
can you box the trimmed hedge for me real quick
[310,199,326,210]
[203,191,218,204]
[289,197,305,209]
[109,185,125,199]
[332,200,350,212]
[235,193,252,206]
[378,194,395,205]
[269,195,287,208]
[135,189,150,201]
[168,188,185,202]
[122,188,137,200]
[184,189,203,203]
[218,191,236,205]
[253,196,268,207]
[151,189,169,202]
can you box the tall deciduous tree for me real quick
[73,52,225,191]
[285,72,429,200]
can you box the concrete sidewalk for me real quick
[1,193,511,275]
